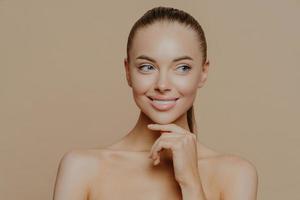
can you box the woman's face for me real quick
[124,21,209,124]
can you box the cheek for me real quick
[173,75,199,96]
[131,73,154,94]
[130,68,200,96]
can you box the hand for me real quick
[147,123,202,187]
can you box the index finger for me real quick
[147,123,185,134]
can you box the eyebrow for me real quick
[135,55,193,63]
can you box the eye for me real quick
[138,64,155,72]
[177,65,191,73]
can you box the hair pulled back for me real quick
[126,6,208,135]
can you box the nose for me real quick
[155,70,171,92]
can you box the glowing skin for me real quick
[126,21,208,125]
[53,19,258,200]
[120,21,209,152]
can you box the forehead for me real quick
[130,21,202,63]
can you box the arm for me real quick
[52,150,90,200]
[180,179,207,200]
[221,156,258,200]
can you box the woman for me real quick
[53,6,258,200]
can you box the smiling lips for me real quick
[147,96,179,111]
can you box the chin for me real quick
[149,115,177,125]
[141,106,188,125]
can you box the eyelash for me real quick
[138,64,191,73]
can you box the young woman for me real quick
[53,6,258,200]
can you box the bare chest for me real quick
[88,159,182,200]
[87,156,221,200]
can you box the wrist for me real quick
[178,174,202,189]
[181,186,206,200]
[180,179,206,200]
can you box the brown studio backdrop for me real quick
[0,0,299,199]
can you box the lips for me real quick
[148,96,179,101]
[147,96,179,111]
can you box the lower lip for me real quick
[148,97,178,111]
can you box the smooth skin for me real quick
[53,21,258,200]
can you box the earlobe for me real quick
[197,75,207,88]
[197,60,210,88]
[124,58,132,87]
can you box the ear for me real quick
[198,60,210,88]
[124,57,132,87]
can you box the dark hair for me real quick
[126,6,208,135]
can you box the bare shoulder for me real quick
[213,153,258,180]
[196,143,258,199]
[53,149,100,200]
[59,149,95,167]
[59,148,104,171]
[197,143,258,177]
[56,149,102,182]
[213,153,259,199]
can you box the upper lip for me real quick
[148,96,179,100]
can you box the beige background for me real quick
[0,0,299,199]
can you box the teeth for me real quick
[153,99,176,104]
